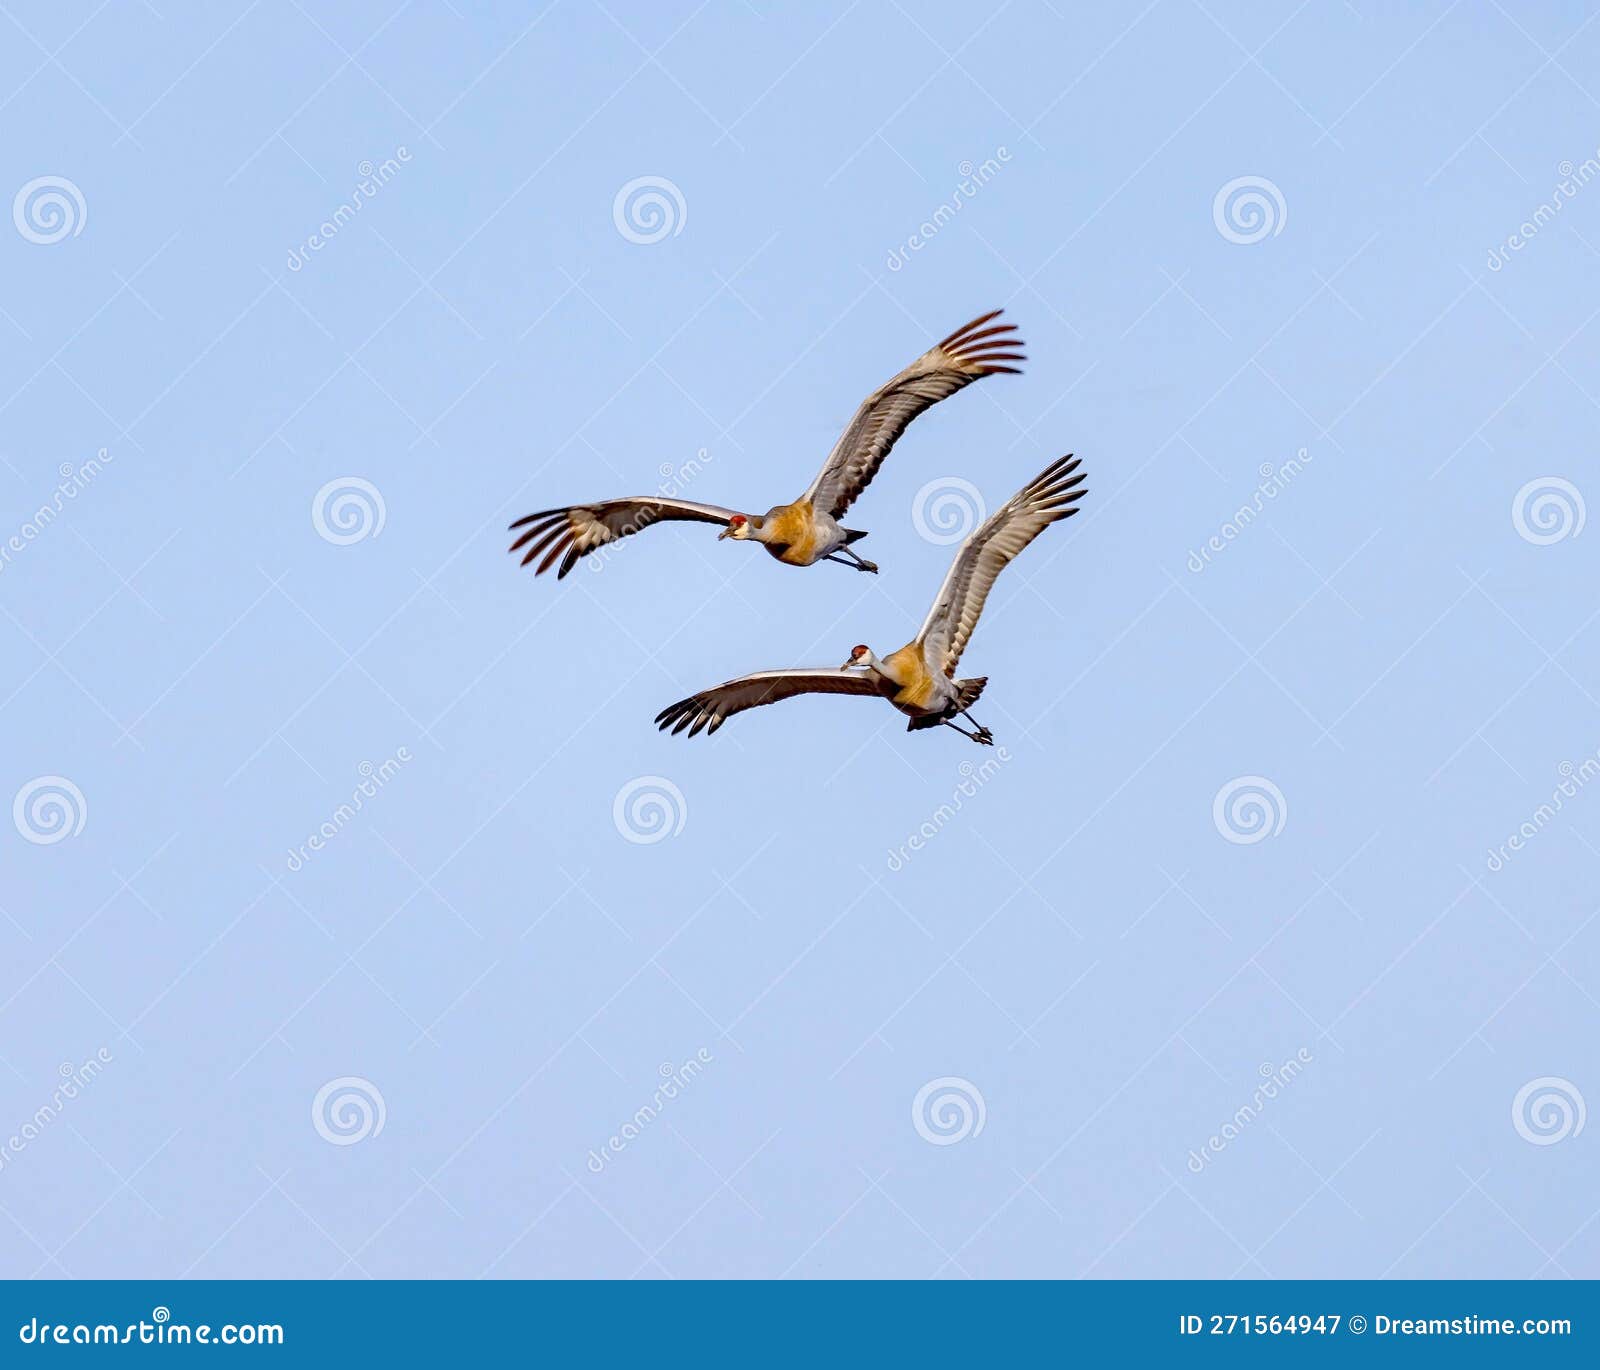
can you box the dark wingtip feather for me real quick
[655,693,726,738]
[1033,466,1086,498]
[962,344,1026,361]
[509,518,551,553]
[515,522,568,565]
[939,308,1005,350]
[535,534,571,577]
[510,506,570,531]
[656,698,693,730]
[955,324,1019,351]
[1031,455,1077,486]
[1022,457,1087,512]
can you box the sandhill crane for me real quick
[508,310,1024,579]
[654,455,1085,744]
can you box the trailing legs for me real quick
[827,545,878,573]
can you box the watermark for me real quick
[585,448,714,575]
[312,476,386,545]
[1186,1049,1313,1173]
[13,776,87,846]
[1511,476,1585,545]
[885,148,1011,272]
[911,475,986,545]
[1212,175,1286,245]
[1486,152,1600,270]
[311,1076,386,1146]
[286,149,411,271]
[612,175,686,244]
[284,749,412,872]
[1485,747,1600,871]
[585,1050,713,1173]
[0,1050,113,1173]
[886,749,1012,871]
[18,1309,282,1346]
[1212,775,1287,845]
[1186,449,1313,572]
[0,450,114,577]
[1511,1076,1584,1146]
[612,775,687,845]
[12,175,86,244]
[911,1076,986,1146]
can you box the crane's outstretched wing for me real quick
[508,497,740,578]
[801,309,1025,520]
[655,669,883,737]
[917,455,1087,678]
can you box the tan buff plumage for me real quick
[759,500,823,566]
[879,644,941,711]
[509,310,1024,580]
[656,456,1087,745]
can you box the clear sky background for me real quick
[2,0,1598,1279]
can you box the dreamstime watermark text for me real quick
[585,1050,712,1173]
[18,1308,282,1347]
[0,449,114,575]
[886,749,1011,871]
[1187,449,1313,572]
[886,149,1011,272]
[1486,746,1600,871]
[587,448,714,575]
[285,750,412,871]
[0,1050,113,1174]
[286,149,412,272]
[1487,151,1600,270]
[1186,1048,1312,1173]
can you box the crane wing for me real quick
[801,310,1025,520]
[655,669,884,738]
[508,497,740,579]
[917,455,1087,678]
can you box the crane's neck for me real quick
[857,650,895,682]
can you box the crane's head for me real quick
[719,513,752,541]
[842,644,874,670]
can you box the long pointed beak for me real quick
[840,658,858,670]
[717,528,731,540]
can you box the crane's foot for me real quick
[826,550,879,573]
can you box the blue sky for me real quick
[1,0,1598,1279]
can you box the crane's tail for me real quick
[841,527,869,544]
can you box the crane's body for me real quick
[722,499,869,568]
[870,642,948,714]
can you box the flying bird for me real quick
[654,455,1086,745]
[508,310,1025,579]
